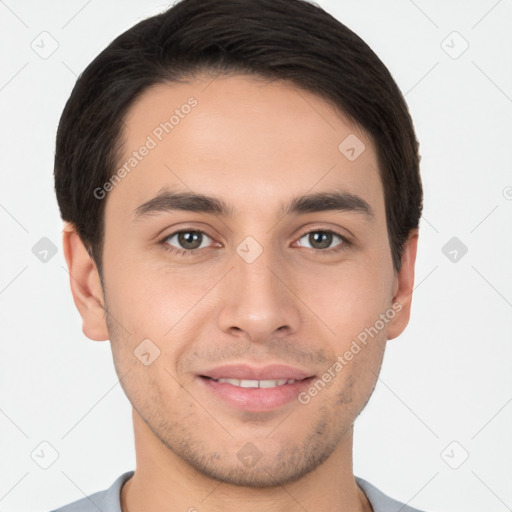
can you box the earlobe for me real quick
[387,230,419,340]
[62,222,109,341]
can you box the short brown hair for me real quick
[54,0,422,275]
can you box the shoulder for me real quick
[356,476,427,512]
[49,471,134,512]
[50,472,429,512]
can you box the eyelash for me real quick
[159,228,351,257]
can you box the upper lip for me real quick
[199,364,314,381]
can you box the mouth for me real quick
[201,377,301,388]
[197,365,316,412]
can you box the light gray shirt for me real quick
[50,471,427,512]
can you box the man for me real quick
[52,0,424,510]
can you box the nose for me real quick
[216,241,302,343]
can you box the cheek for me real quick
[295,257,394,341]
[104,256,206,329]
[103,261,216,376]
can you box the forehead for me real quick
[106,74,384,221]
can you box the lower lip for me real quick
[199,376,315,412]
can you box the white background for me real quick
[0,1,511,511]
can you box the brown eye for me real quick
[297,230,345,252]
[164,230,212,252]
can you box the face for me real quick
[77,74,415,487]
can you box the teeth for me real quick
[215,378,297,388]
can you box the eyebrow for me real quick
[133,188,374,220]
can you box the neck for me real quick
[121,409,372,512]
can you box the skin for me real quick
[63,74,418,512]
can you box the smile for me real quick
[210,378,297,388]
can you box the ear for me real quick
[387,229,419,340]
[62,222,109,341]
